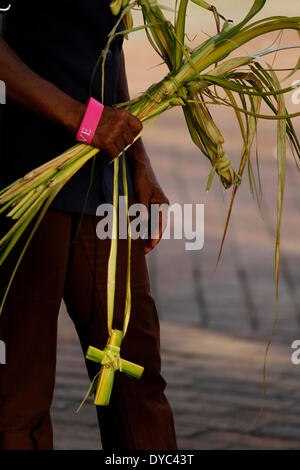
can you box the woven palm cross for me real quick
[86,329,144,406]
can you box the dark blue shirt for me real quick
[1,0,133,214]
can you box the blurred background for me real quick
[53,1,300,449]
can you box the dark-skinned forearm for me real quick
[0,37,84,133]
[0,38,142,158]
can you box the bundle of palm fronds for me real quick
[0,0,299,312]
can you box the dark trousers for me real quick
[0,209,177,450]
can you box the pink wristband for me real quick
[76,97,104,145]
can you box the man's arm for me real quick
[117,50,169,253]
[0,37,142,158]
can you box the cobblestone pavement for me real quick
[54,317,300,450]
[52,15,300,449]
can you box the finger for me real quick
[151,210,163,242]
[158,202,169,235]
[115,137,125,153]
[146,199,169,253]
[144,236,161,254]
[128,115,143,134]
[122,129,135,146]
[144,245,152,254]
[149,199,169,238]
[136,190,151,221]
[106,144,121,159]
